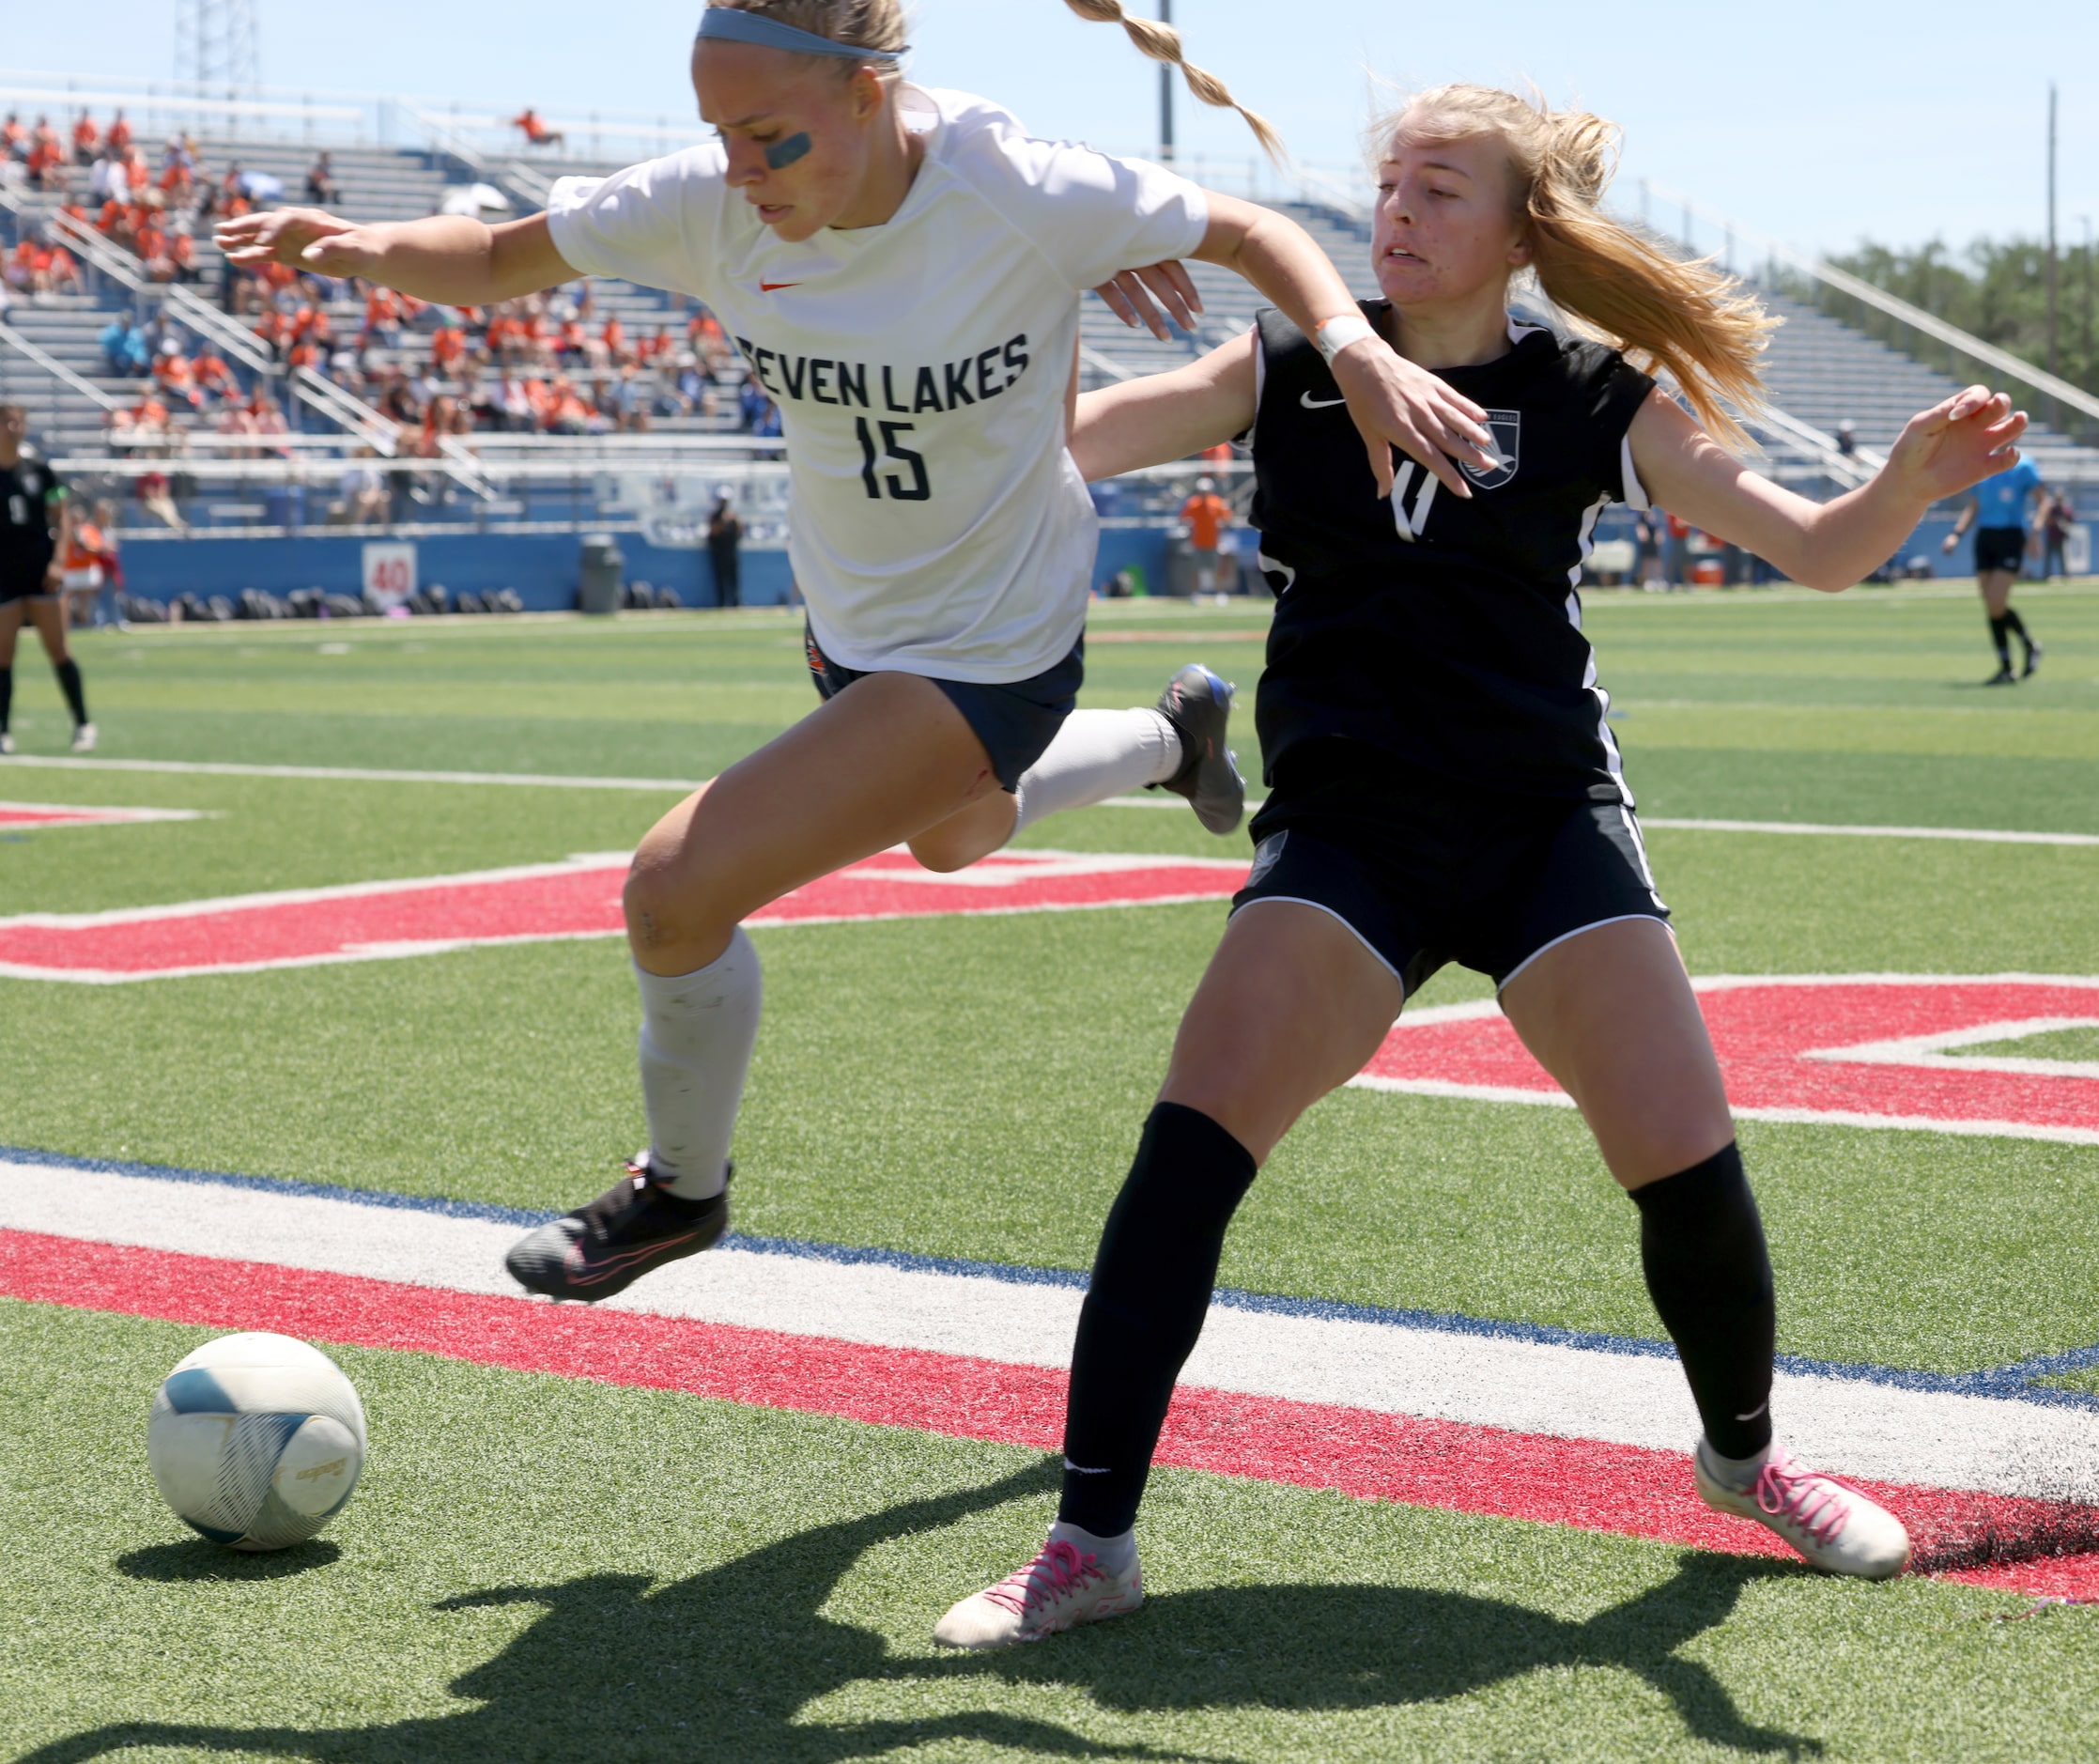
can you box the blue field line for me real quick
[8,1143,2099,1411]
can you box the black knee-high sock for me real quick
[0,666,11,735]
[1988,614,2014,668]
[1628,1142,1775,1461]
[53,658,87,727]
[1059,1104,1258,1537]
[2001,607,2033,657]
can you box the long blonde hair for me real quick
[1374,84,1774,449]
[707,0,1283,159]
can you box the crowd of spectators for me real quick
[7,110,774,459]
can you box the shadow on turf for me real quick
[118,1540,342,1582]
[31,1461,1815,1762]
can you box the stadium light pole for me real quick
[2045,82,2058,378]
[2083,214,2093,390]
[1159,0,1175,163]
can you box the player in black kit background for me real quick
[934,82,2032,1650]
[0,402,94,756]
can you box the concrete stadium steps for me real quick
[1752,286,2099,480]
[0,297,157,450]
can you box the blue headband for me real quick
[695,8,906,62]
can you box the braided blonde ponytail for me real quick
[1061,0,1284,162]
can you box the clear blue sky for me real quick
[5,1,2095,257]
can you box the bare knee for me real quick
[907,823,995,873]
[906,786,1014,874]
[623,839,733,971]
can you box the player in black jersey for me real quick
[0,403,94,756]
[935,83,2031,1649]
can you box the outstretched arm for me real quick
[1629,386,2027,593]
[1193,193,1497,499]
[1070,333,1256,483]
[212,208,572,306]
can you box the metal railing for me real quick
[1641,180,2099,454]
[0,319,125,411]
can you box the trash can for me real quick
[579,534,625,615]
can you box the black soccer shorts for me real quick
[1972,526,2028,575]
[1232,745,1671,997]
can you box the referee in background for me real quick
[1943,453,2045,683]
[0,402,95,754]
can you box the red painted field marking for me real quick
[1356,976,2099,1145]
[4,1228,2091,1596]
[0,801,204,830]
[0,849,1246,983]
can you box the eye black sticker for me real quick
[765,132,813,171]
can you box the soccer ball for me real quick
[146,1332,367,1551]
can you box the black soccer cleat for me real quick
[1983,666,2017,687]
[2022,642,2044,679]
[1150,663,1246,836]
[504,1160,732,1302]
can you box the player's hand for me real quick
[214,208,383,280]
[1940,532,1960,555]
[1887,386,2028,505]
[1094,261,1203,341]
[1329,335,1500,500]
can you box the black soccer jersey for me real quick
[0,456,64,584]
[1248,302,1655,803]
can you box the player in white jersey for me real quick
[216,0,1499,1300]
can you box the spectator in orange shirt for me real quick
[106,111,132,155]
[154,341,202,407]
[1180,475,1233,596]
[193,348,239,405]
[1,116,26,157]
[46,245,83,298]
[510,107,565,149]
[601,314,628,365]
[72,112,100,165]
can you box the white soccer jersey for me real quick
[547,88,1208,682]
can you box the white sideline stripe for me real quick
[0,801,208,825]
[1642,817,2099,847]
[10,760,2095,847]
[4,1160,2095,1504]
[0,756,706,792]
[1104,797,2099,847]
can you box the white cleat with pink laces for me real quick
[1695,1442,1911,1579]
[933,1536,1144,1649]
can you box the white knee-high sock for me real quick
[635,927,763,1199]
[1010,709,1181,840]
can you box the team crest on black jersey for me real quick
[1458,410,1521,490]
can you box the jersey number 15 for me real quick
[854,418,931,503]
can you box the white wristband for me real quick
[1314,315,1377,365]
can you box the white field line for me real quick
[4,1159,2095,1502]
[8,759,2096,848]
[0,756,707,792]
[0,801,208,826]
[1104,797,2099,848]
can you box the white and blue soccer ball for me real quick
[146,1332,367,1551]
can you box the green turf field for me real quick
[4,585,2098,1761]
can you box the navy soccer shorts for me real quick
[805,626,1082,793]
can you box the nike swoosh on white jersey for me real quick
[1300,393,1349,410]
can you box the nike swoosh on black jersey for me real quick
[1300,393,1349,410]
